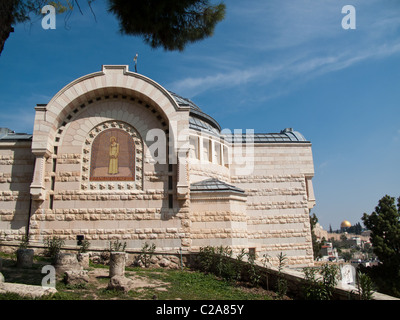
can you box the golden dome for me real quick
[340,220,351,228]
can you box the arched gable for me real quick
[31,65,187,156]
[30,65,190,200]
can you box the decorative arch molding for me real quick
[30,65,191,200]
[52,93,169,149]
[81,120,143,192]
[31,65,187,156]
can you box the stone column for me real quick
[109,252,126,278]
[16,249,34,268]
[176,148,189,200]
[55,253,82,276]
[30,104,52,201]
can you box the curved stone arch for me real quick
[32,65,186,155]
[30,65,191,200]
[54,95,168,151]
[81,120,144,192]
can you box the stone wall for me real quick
[230,143,315,267]
[189,191,248,252]
[28,94,187,249]
[0,141,34,241]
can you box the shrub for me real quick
[246,251,261,287]
[44,236,65,263]
[18,235,30,250]
[137,242,156,268]
[302,263,339,300]
[355,271,374,300]
[276,252,288,299]
[234,249,247,282]
[78,239,91,254]
[198,246,216,273]
[109,240,126,252]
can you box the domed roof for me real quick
[169,91,221,135]
[169,91,202,111]
[168,91,309,143]
[341,220,351,228]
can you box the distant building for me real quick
[346,237,361,248]
[319,242,338,261]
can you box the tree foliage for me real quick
[362,195,400,267]
[361,194,400,297]
[347,222,362,235]
[108,0,226,51]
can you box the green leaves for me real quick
[362,195,400,265]
[302,264,339,300]
[107,0,226,51]
[362,195,400,297]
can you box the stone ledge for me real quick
[0,282,57,298]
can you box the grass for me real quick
[126,268,273,300]
[0,252,275,300]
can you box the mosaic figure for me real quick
[108,136,119,175]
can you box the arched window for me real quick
[81,121,143,191]
[90,129,136,181]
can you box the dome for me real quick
[169,91,222,135]
[168,91,309,142]
[340,220,351,228]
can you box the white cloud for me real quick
[169,0,400,99]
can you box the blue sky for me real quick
[0,0,399,230]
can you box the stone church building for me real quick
[0,65,316,267]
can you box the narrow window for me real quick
[76,235,84,246]
[189,136,199,159]
[223,146,229,168]
[52,158,57,172]
[49,194,54,210]
[51,176,55,190]
[203,139,210,162]
[168,175,173,190]
[214,142,221,165]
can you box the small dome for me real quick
[341,220,351,228]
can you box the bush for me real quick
[276,252,288,299]
[109,240,127,252]
[137,242,156,268]
[302,264,339,300]
[18,235,30,250]
[246,251,261,287]
[355,271,374,300]
[198,246,216,273]
[78,239,91,254]
[197,246,242,283]
[44,237,65,263]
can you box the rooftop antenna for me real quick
[133,53,138,73]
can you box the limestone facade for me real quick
[0,65,316,267]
